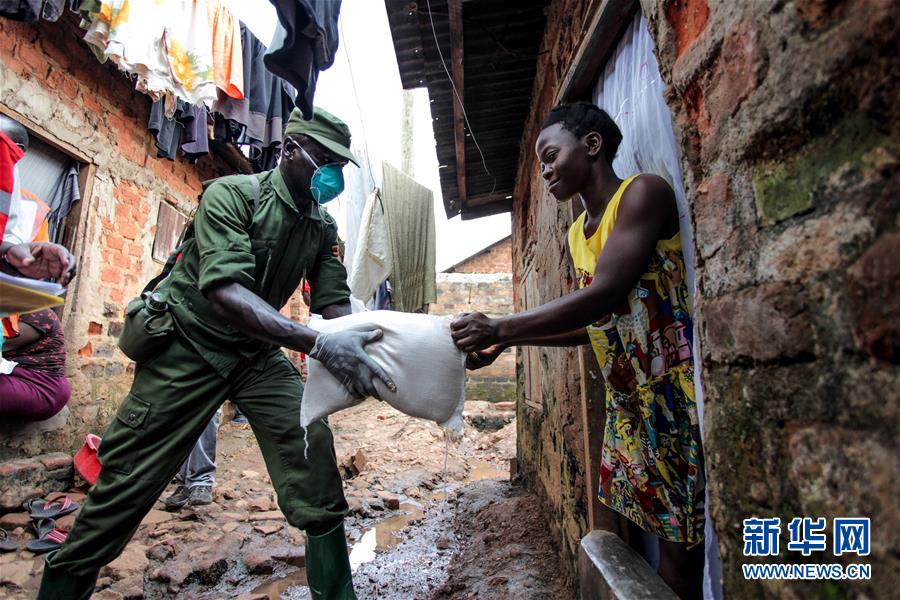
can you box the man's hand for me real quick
[465,343,506,370]
[450,312,499,353]
[3,242,77,285]
[310,328,397,399]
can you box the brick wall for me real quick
[444,236,511,275]
[513,0,899,596]
[430,273,515,402]
[0,15,232,460]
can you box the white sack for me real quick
[301,311,467,431]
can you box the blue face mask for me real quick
[298,144,345,204]
[310,162,345,204]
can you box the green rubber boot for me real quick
[306,521,357,600]
[36,551,99,600]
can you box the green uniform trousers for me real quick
[48,335,347,577]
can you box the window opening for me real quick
[152,202,189,263]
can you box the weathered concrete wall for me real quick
[0,16,230,460]
[431,273,516,402]
[513,0,899,597]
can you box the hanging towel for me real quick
[83,0,217,115]
[381,162,436,313]
[264,0,341,119]
[348,189,392,304]
[212,23,295,172]
[208,0,244,100]
[46,162,80,243]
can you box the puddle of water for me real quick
[466,459,506,482]
[251,568,307,600]
[375,504,425,550]
[349,503,425,570]
[425,491,446,503]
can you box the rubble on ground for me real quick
[0,401,568,599]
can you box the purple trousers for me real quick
[0,366,71,421]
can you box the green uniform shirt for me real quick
[158,168,350,376]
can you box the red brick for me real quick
[2,53,28,76]
[108,288,124,303]
[16,39,48,75]
[45,67,80,103]
[112,253,131,268]
[105,235,125,251]
[82,94,104,117]
[795,0,851,30]
[666,0,710,57]
[847,233,900,363]
[39,454,73,471]
[0,460,38,477]
[115,202,132,222]
[100,266,121,284]
[0,23,17,58]
[129,242,144,258]
[705,20,763,132]
[703,282,815,363]
[119,134,149,167]
[88,321,103,336]
[119,221,140,241]
[693,173,734,259]
[78,342,92,357]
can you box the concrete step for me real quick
[579,530,678,600]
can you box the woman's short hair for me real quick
[541,102,622,165]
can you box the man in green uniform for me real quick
[38,108,391,600]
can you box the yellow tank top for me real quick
[568,176,682,286]
[566,175,692,390]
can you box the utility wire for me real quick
[424,0,496,198]
[339,17,377,191]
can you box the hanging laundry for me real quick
[264,0,341,119]
[0,131,24,243]
[348,189,392,304]
[46,162,80,244]
[212,23,295,172]
[381,162,437,314]
[0,0,66,22]
[82,0,217,116]
[208,0,243,100]
[148,98,209,163]
[374,279,393,311]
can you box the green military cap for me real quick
[284,107,360,167]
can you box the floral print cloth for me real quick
[567,175,705,545]
[84,0,217,115]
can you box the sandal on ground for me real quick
[25,518,68,553]
[0,528,17,552]
[23,496,80,520]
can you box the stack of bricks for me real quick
[431,237,516,402]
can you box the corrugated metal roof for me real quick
[385,0,550,220]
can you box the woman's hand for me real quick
[3,242,77,285]
[465,343,507,370]
[451,311,500,353]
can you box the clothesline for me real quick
[72,0,341,171]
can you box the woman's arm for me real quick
[2,322,43,352]
[452,175,676,352]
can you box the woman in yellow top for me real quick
[452,102,704,599]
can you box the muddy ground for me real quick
[0,401,570,599]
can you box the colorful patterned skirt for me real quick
[597,362,705,545]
